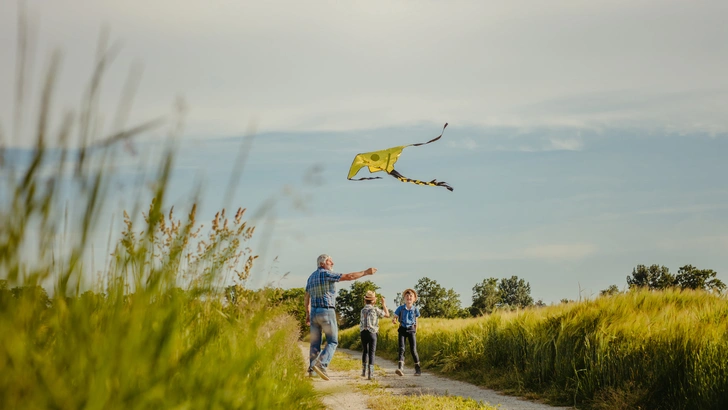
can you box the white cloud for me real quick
[448,138,478,151]
[546,137,584,151]
[654,235,728,253]
[597,203,728,221]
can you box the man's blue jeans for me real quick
[309,307,338,368]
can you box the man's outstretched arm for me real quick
[340,267,377,281]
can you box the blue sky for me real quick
[2,1,727,305]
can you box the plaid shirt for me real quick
[305,267,342,308]
[360,304,385,333]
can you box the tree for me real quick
[600,284,620,297]
[223,286,308,338]
[77,290,107,309]
[498,276,533,308]
[442,288,468,318]
[393,292,402,307]
[675,265,726,292]
[626,264,676,290]
[626,264,725,293]
[336,280,381,329]
[224,284,256,306]
[0,280,10,309]
[414,277,463,318]
[10,285,52,309]
[272,287,307,338]
[470,277,500,316]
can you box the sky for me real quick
[2,0,728,305]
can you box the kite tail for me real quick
[348,176,383,181]
[409,122,448,147]
[389,169,454,192]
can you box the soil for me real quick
[300,345,575,410]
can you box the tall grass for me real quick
[339,290,728,409]
[0,20,319,409]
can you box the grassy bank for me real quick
[0,31,321,407]
[0,138,321,408]
[339,290,728,409]
[0,285,318,409]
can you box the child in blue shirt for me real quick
[392,288,422,376]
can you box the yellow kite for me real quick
[347,123,453,191]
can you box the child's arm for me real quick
[392,306,398,324]
[381,296,390,318]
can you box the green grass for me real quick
[0,23,322,408]
[339,290,728,409]
[0,288,320,409]
[367,392,496,410]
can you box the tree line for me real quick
[5,262,722,333]
[333,262,724,328]
[623,264,725,292]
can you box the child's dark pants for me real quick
[397,326,419,364]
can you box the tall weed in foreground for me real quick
[0,23,318,409]
[340,290,728,409]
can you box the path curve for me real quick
[301,344,574,410]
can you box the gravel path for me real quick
[301,344,574,410]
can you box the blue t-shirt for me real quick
[394,305,420,328]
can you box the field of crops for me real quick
[340,290,728,409]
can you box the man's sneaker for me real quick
[395,362,404,376]
[414,363,422,376]
[312,362,330,381]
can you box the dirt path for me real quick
[300,344,574,410]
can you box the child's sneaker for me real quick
[395,361,404,376]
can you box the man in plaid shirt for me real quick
[305,254,377,380]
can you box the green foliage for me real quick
[498,275,533,308]
[368,391,496,409]
[676,264,725,292]
[278,287,308,336]
[9,285,52,309]
[336,280,381,328]
[627,264,725,293]
[2,178,318,409]
[599,284,620,297]
[470,278,500,316]
[469,276,533,316]
[0,29,320,409]
[340,289,728,410]
[1,284,318,409]
[414,277,463,318]
[627,264,675,290]
[227,286,308,339]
